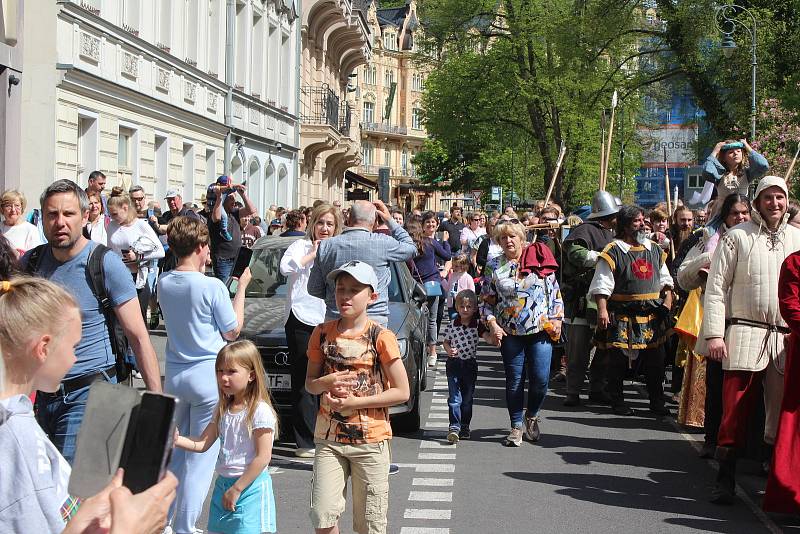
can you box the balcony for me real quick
[361,122,408,136]
[339,101,352,136]
[300,84,340,131]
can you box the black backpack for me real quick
[26,244,133,383]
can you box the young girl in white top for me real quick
[176,340,279,534]
[443,254,475,320]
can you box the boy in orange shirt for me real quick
[306,260,410,534]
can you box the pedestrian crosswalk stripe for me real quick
[418,453,456,460]
[429,404,448,410]
[404,509,452,519]
[408,491,453,502]
[431,397,447,403]
[414,463,455,473]
[400,528,449,534]
[427,412,449,419]
[424,422,449,429]
[419,440,451,448]
[412,477,454,486]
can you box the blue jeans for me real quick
[35,370,118,464]
[212,256,235,282]
[446,358,478,430]
[500,332,552,427]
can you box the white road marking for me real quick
[429,404,448,411]
[412,477,454,486]
[419,440,451,448]
[408,491,453,502]
[400,528,449,534]
[418,453,457,460]
[414,463,455,473]
[404,509,452,519]
[427,412,449,419]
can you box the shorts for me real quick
[208,471,276,534]
[310,439,391,534]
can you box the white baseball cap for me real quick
[327,260,379,291]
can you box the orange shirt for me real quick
[307,319,401,444]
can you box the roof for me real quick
[376,2,410,27]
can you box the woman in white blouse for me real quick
[106,187,165,320]
[279,202,342,457]
[84,191,108,245]
[1,190,42,256]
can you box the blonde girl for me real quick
[0,277,177,533]
[698,139,768,214]
[175,340,279,534]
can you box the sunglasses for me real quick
[498,218,520,225]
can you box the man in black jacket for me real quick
[440,205,466,254]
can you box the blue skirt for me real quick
[208,471,276,534]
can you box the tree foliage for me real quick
[414,0,661,209]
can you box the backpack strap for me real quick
[86,244,122,358]
[24,244,47,275]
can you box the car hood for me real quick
[242,297,412,346]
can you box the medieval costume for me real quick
[589,238,673,413]
[763,251,800,514]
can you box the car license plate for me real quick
[268,373,291,391]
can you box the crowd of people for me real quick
[1,135,799,534]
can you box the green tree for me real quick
[414,0,658,208]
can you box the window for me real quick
[235,1,248,89]
[688,174,700,188]
[78,114,98,184]
[251,12,264,96]
[154,134,168,201]
[206,149,217,187]
[411,73,424,91]
[401,149,408,174]
[384,147,391,167]
[412,108,422,130]
[363,101,375,124]
[185,1,199,65]
[207,0,221,75]
[121,0,140,34]
[118,128,133,168]
[384,31,396,51]
[183,143,195,202]
[157,2,171,50]
[280,32,291,107]
[384,68,394,87]
[364,64,377,85]
[363,142,374,166]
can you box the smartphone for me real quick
[69,383,177,497]
[147,208,155,218]
[230,247,253,281]
[120,392,177,494]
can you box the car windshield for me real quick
[246,236,406,303]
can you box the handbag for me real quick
[423,280,443,296]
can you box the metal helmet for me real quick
[587,190,620,220]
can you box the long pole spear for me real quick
[664,146,675,258]
[602,90,619,191]
[543,142,567,208]
[785,143,800,184]
[599,110,607,191]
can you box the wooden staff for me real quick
[601,90,619,191]
[599,110,607,191]
[785,143,800,183]
[543,142,567,208]
[664,146,676,258]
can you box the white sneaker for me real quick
[295,447,315,458]
[427,353,437,367]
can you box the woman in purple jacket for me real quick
[410,211,453,367]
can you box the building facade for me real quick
[356,0,439,212]
[16,0,299,215]
[0,0,23,193]
[297,0,371,206]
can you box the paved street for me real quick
[145,330,797,533]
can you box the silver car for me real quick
[240,236,429,433]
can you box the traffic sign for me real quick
[471,189,483,203]
[491,186,501,201]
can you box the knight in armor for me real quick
[562,191,618,407]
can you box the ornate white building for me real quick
[16,0,299,213]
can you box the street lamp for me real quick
[715,4,757,140]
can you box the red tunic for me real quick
[764,251,800,513]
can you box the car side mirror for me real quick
[412,283,427,306]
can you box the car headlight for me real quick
[397,338,408,360]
